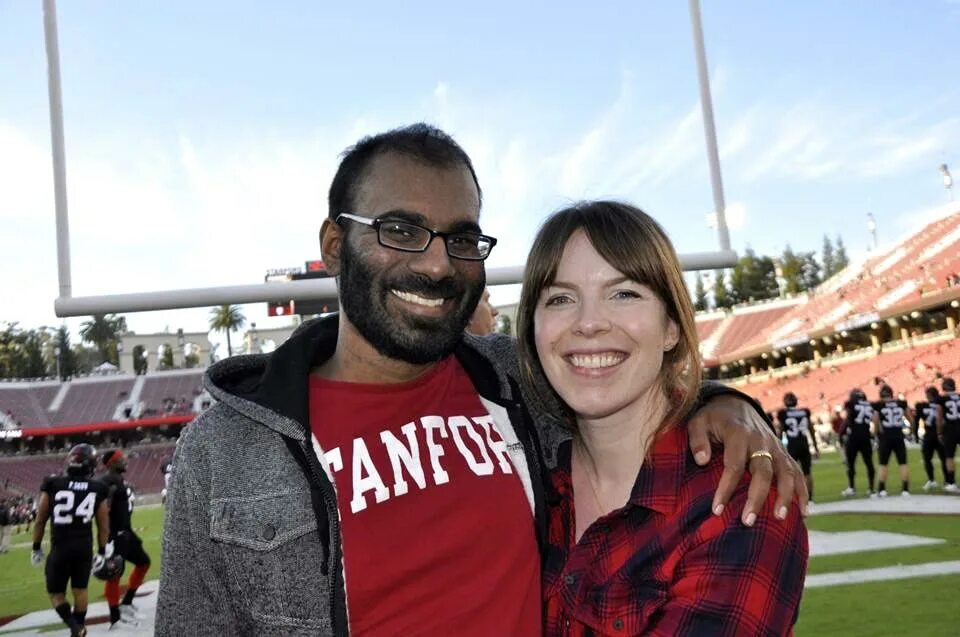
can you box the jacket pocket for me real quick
[211,490,332,635]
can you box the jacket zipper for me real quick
[299,438,348,636]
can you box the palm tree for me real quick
[209,305,246,358]
[79,314,127,363]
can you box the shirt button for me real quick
[261,524,276,540]
[564,574,576,586]
[613,618,624,630]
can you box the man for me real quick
[776,392,819,503]
[871,385,911,496]
[100,449,151,628]
[841,388,876,497]
[160,456,173,505]
[939,377,960,492]
[465,286,500,335]
[157,123,804,636]
[915,386,946,491]
[31,443,111,637]
[0,498,11,553]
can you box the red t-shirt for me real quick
[309,355,541,636]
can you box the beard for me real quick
[338,239,485,364]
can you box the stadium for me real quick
[3,2,960,636]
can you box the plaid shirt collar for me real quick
[554,423,688,516]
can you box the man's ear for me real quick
[320,218,343,276]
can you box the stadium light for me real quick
[42,0,739,318]
[942,164,954,201]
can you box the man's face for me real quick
[466,288,500,336]
[336,152,486,364]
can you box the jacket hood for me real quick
[202,313,523,440]
[203,314,340,440]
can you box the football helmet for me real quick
[783,392,798,408]
[943,378,956,392]
[93,554,125,581]
[879,385,894,399]
[66,444,98,478]
[850,388,866,402]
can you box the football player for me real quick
[100,449,151,628]
[31,444,111,637]
[160,457,173,505]
[915,386,946,490]
[871,385,912,496]
[841,388,876,497]
[940,378,960,492]
[776,393,820,503]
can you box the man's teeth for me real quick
[392,290,444,307]
[568,353,625,369]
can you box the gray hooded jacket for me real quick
[155,315,551,636]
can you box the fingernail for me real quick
[713,504,724,516]
[776,506,788,520]
[695,451,708,464]
[744,512,757,526]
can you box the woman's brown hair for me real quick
[516,200,702,431]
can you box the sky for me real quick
[1,1,959,354]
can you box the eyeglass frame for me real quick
[335,213,498,261]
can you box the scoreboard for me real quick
[266,260,338,317]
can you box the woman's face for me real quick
[533,230,679,422]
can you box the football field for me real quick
[1,448,958,635]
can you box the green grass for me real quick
[0,505,163,619]
[1,448,958,635]
[796,447,959,636]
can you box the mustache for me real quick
[387,275,464,299]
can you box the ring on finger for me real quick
[749,450,774,463]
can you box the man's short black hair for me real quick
[327,123,482,220]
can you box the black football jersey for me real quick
[777,407,812,439]
[915,401,939,438]
[844,399,874,437]
[873,399,908,438]
[40,474,108,546]
[101,471,133,534]
[941,392,960,428]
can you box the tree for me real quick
[693,273,709,311]
[779,246,821,295]
[160,344,175,369]
[729,248,779,304]
[209,305,246,358]
[822,235,835,279]
[53,325,78,381]
[494,314,512,336]
[0,323,50,379]
[132,345,147,375]
[834,235,849,272]
[712,270,731,309]
[79,314,127,364]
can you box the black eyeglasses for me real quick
[336,213,497,261]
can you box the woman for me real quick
[517,201,808,636]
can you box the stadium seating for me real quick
[139,371,204,417]
[696,209,960,363]
[0,441,176,496]
[736,336,960,416]
[50,378,136,426]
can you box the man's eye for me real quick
[381,223,420,241]
[449,234,481,247]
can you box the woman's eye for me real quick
[612,289,641,300]
[544,295,572,307]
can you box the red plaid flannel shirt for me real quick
[543,424,808,636]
